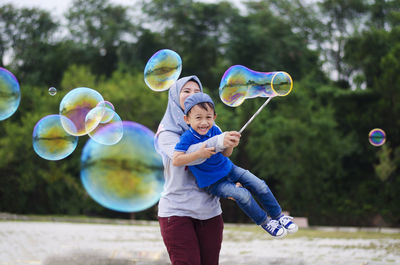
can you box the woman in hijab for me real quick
[155,76,240,265]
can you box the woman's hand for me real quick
[223,131,241,148]
[228,182,243,201]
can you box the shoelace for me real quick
[266,219,280,231]
[279,215,293,226]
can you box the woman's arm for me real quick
[173,151,201,167]
[172,143,216,167]
[158,130,241,165]
[221,131,240,157]
[158,131,224,165]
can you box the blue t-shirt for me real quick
[175,125,233,188]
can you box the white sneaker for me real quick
[278,214,298,234]
[260,218,287,238]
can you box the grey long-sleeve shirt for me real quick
[157,130,225,219]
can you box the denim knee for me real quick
[255,180,270,194]
[233,188,252,205]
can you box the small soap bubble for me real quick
[48,87,57,96]
[80,121,164,212]
[32,114,78,160]
[369,128,386,147]
[144,49,182,91]
[0,67,21,121]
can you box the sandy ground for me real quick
[0,221,399,265]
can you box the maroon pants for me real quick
[159,215,224,265]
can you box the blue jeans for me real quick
[205,165,281,225]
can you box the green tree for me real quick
[0,4,60,84]
[243,77,357,224]
[374,144,397,181]
[318,0,368,85]
[65,0,135,76]
[220,0,323,185]
[142,0,240,89]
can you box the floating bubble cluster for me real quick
[219,65,293,107]
[80,121,164,212]
[59,87,104,136]
[48,87,57,96]
[369,128,386,147]
[34,87,124,161]
[30,84,162,212]
[0,67,21,120]
[32,115,78,160]
[144,49,182,91]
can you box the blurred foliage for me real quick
[374,144,397,182]
[0,0,399,226]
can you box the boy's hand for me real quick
[223,131,241,148]
[197,143,216,159]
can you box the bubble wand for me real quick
[238,97,273,133]
[218,65,293,133]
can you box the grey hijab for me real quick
[155,75,203,153]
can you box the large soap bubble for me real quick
[0,67,21,120]
[144,49,182,91]
[81,121,164,212]
[32,114,78,160]
[59,87,104,136]
[219,65,293,107]
[369,128,386,147]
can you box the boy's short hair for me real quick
[184,93,215,115]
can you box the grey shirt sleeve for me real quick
[158,130,225,166]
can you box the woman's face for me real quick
[179,81,201,109]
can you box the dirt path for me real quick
[0,221,399,265]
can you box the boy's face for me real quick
[184,105,216,135]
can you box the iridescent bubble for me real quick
[0,67,21,121]
[144,49,182,91]
[85,107,123,145]
[219,65,293,107]
[48,87,57,96]
[369,128,386,147]
[59,87,104,136]
[80,121,164,212]
[32,114,78,160]
[96,101,115,123]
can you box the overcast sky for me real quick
[0,0,150,15]
[0,0,231,16]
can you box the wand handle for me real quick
[239,97,273,134]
